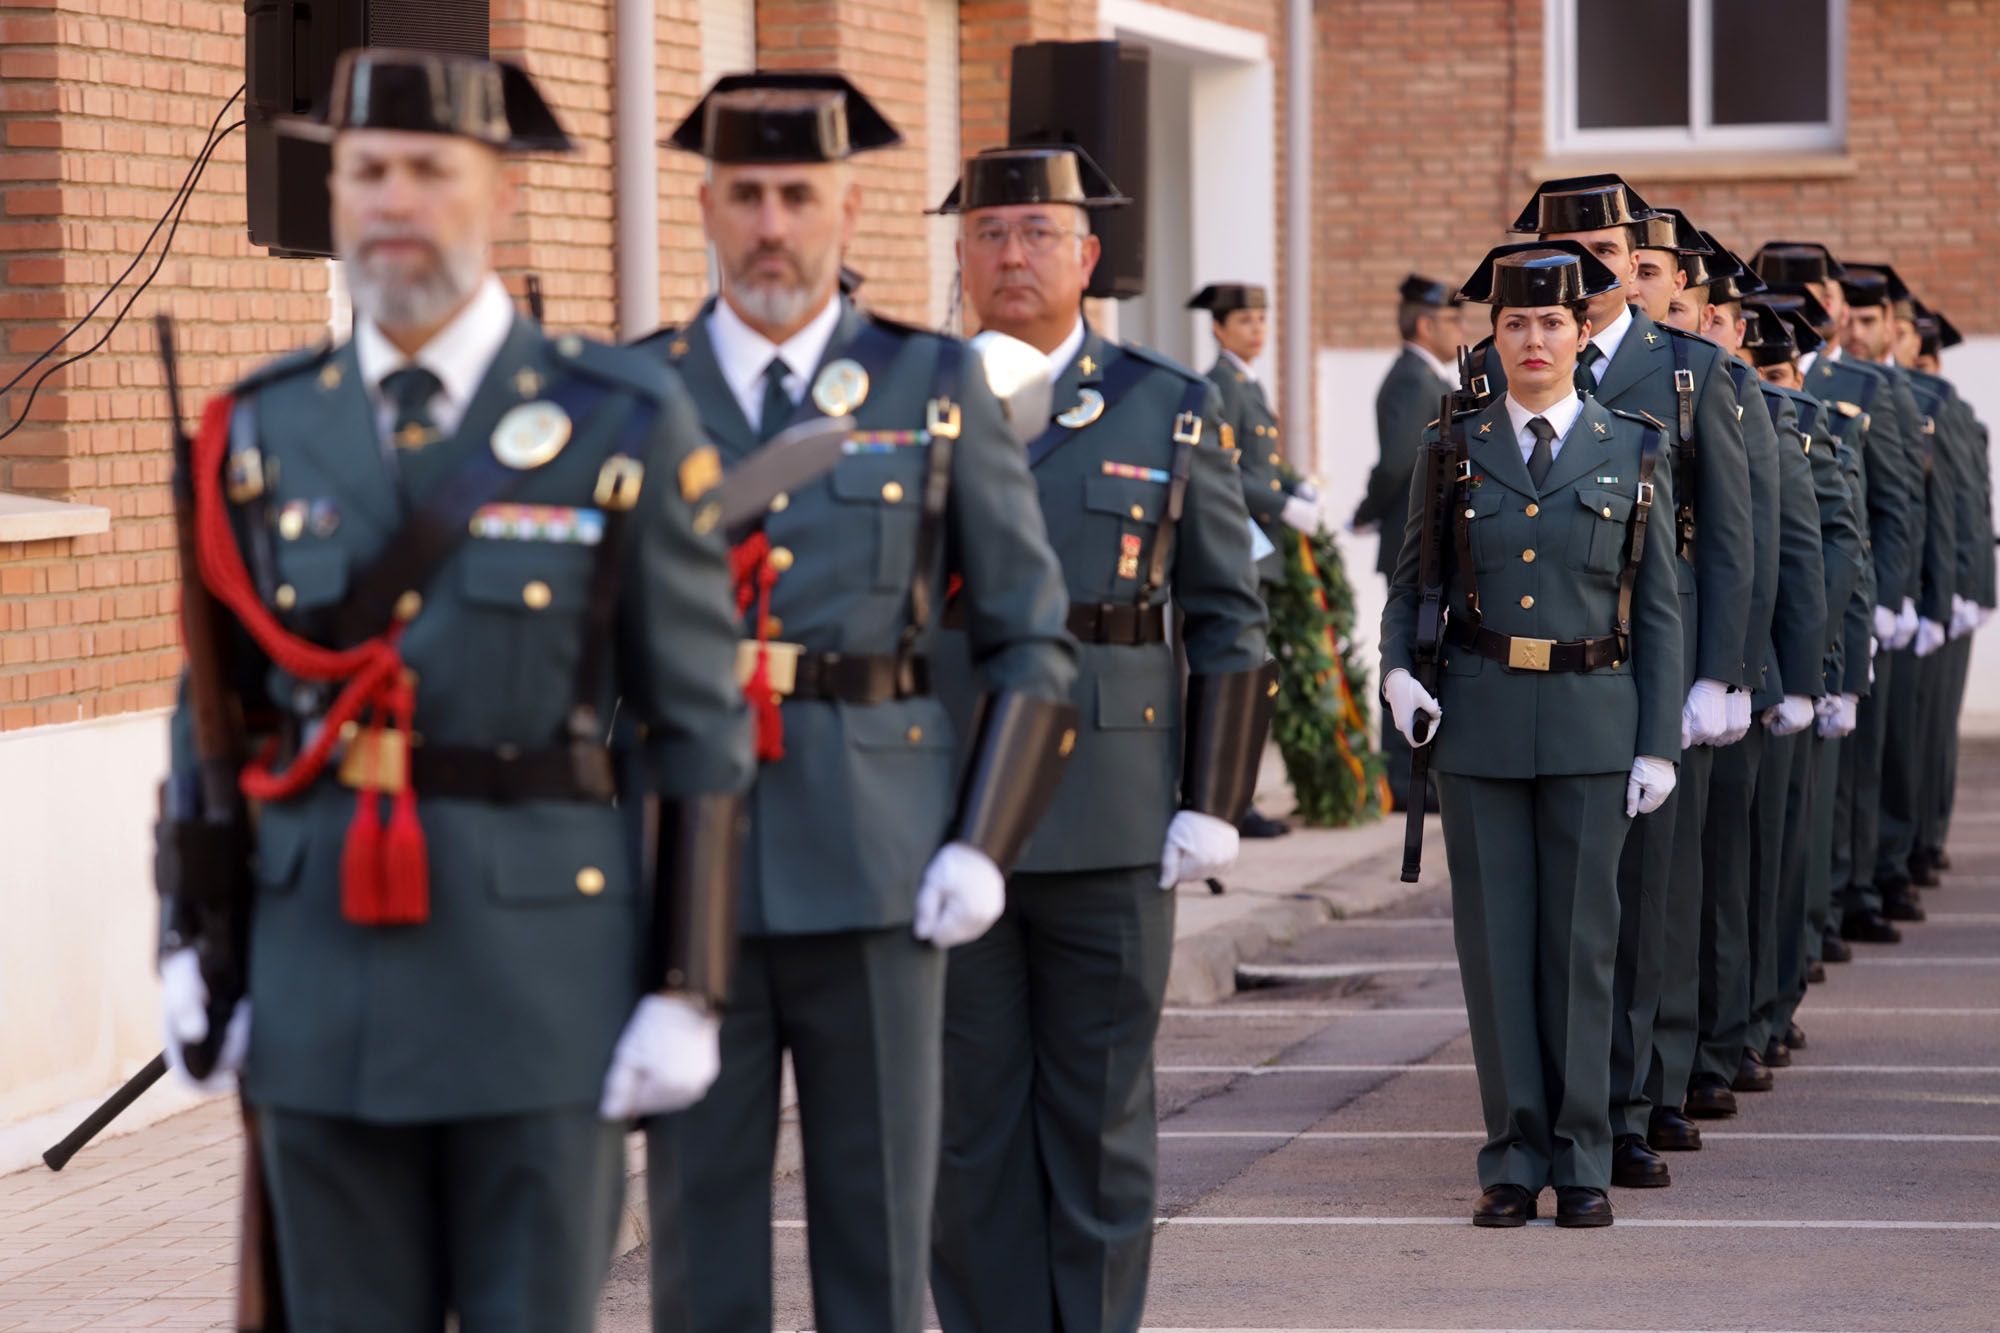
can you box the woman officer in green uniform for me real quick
[1380,242,1684,1228]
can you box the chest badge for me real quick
[491,400,573,470]
[1058,388,1105,430]
[1117,533,1143,581]
[812,359,870,417]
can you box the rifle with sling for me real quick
[1400,347,1479,883]
[154,314,287,1330]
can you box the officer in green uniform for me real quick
[1188,280,1310,837]
[633,76,1080,1333]
[1472,177,1753,1171]
[1382,242,1683,1228]
[1847,263,1956,929]
[929,145,1271,1330]
[1356,274,1465,811]
[154,52,753,1331]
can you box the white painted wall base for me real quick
[0,710,173,1142]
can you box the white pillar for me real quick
[1282,0,1313,469]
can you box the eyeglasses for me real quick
[964,219,1084,256]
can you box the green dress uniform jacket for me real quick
[1358,347,1455,579]
[1380,394,1682,1191]
[1805,354,1921,616]
[1207,354,1294,583]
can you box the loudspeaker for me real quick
[244,0,491,258]
[1008,41,1149,301]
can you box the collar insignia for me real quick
[1591,420,1608,435]
[1079,354,1098,377]
[1642,331,1659,345]
[1477,421,1492,435]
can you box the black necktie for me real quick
[758,356,794,441]
[381,366,443,451]
[1575,343,1604,396]
[1526,415,1557,489]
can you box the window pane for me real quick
[1711,0,1829,125]
[1575,0,1690,129]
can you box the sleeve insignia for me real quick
[679,444,722,502]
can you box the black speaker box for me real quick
[244,0,491,258]
[1008,40,1149,301]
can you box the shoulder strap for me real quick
[1614,422,1665,660]
[1141,378,1209,601]
[898,340,964,685]
[1026,351,1154,468]
[1669,333,1696,444]
[1450,426,1479,626]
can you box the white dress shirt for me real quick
[354,274,516,446]
[1504,390,1583,467]
[708,291,843,432]
[1049,316,1088,382]
[1797,348,1819,376]
[1406,340,1457,388]
[1583,302,1634,383]
[1221,347,1259,383]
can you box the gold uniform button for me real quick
[1525,503,1540,517]
[1522,549,1536,564]
[575,867,606,896]
[1129,504,1146,520]
[1520,595,1535,610]
[1269,479,1283,491]
[769,492,790,514]
[1143,705,1157,724]
[274,584,297,610]
[278,507,306,541]
[1464,508,1476,519]
[906,726,924,745]
[522,580,553,610]
[768,546,795,573]
[1602,506,1614,518]
[882,481,905,504]
[394,590,423,621]
[338,720,360,743]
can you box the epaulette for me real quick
[1611,406,1670,434]
[629,324,682,357]
[1832,400,1863,418]
[1657,322,1724,363]
[233,338,334,395]
[863,308,939,343]
[1117,340,1205,384]
[548,331,672,404]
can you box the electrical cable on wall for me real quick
[0,84,247,445]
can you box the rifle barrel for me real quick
[42,1054,168,1171]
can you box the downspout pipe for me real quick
[615,0,661,339]
[1282,0,1312,467]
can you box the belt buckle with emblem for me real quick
[1507,637,1554,672]
[338,728,409,794]
[736,640,804,696]
[491,401,573,470]
[813,360,870,417]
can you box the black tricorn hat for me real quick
[1740,299,1815,366]
[1692,233,1766,304]
[1635,207,1713,255]
[1752,241,1846,287]
[1398,273,1460,307]
[279,49,573,152]
[1754,286,1835,336]
[930,145,1129,214]
[1457,241,1620,307]
[1509,173,1658,236]
[1844,261,1914,317]
[1838,267,1890,309]
[665,71,902,161]
[1187,284,1268,315]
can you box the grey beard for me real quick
[724,278,822,330]
[345,240,485,332]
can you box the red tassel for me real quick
[730,532,787,762]
[378,675,428,922]
[745,649,785,761]
[342,787,384,924]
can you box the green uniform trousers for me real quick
[1768,729,1821,1041]
[1643,744,1716,1117]
[1840,648,1895,917]
[1610,779,1679,1138]
[1748,728,1806,1053]
[648,929,943,1333]
[1698,730,1763,1081]
[932,864,1175,1333]
[1934,634,1975,851]
[1802,732,1843,966]
[1917,636,1969,857]
[1874,644,1927,885]
[257,1105,625,1333]
[1436,771,1629,1191]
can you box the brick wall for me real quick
[1312,0,2000,347]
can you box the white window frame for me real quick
[1545,0,1846,155]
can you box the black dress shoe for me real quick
[1762,1038,1792,1068]
[1732,1048,1775,1092]
[1236,808,1291,839]
[1806,961,1827,984]
[1554,1186,1615,1228]
[1882,890,1927,923]
[1647,1107,1703,1151]
[1821,930,1853,963]
[1685,1073,1739,1118]
[1785,1022,1807,1050]
[1841,909,1903,944]
[1611,1134,1671,1187]
[1909,848,1940,888]
[1935,848,1954,871]
[1472,1183,1537,1227]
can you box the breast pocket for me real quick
[453,544,598,718]
[829,455,925,591]
[1568,487,1635,575]
[1081,475,1167,597]
[272,543,349,615]
[1464,488,1508,572]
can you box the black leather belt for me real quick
[1447,619,1622,673]
[410,742,617,803]
[943,597,1166,646]
[788,652,931,703]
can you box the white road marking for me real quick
[1918,913,2000,923]
[1847,956,2000,965]
[1159,1130,2000,1143]
[1154,1216,2000,1231]
[1158,1064,2000,1076]
[1162,1005,2000,1018]
[1237,961,1459,979]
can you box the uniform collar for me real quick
[1589,301,1635,366]
[1798,348,1819,376]
[354,273,515,411]
[1049,315,1088,381]
[708,289,843,407]
[1221,347,1258,382]
[1504,389,1583,453]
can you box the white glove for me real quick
[912,842,1006,949]
[599,994,721,1120]
[1816,692,1860,740]
[1626,755,1678,817]
[1159,810,1240,889]
[160,948,250,1094]
[1873,604,1898,644]
[1382,668,1442,747]
[1895,597,1919,649]
[1720,689,1753,745]
[1279,493,1321,534]
[1915,617,1947,658]
[1951,594,1978,639]
[1764,694,1815,737]
[1682,678,1732,747]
